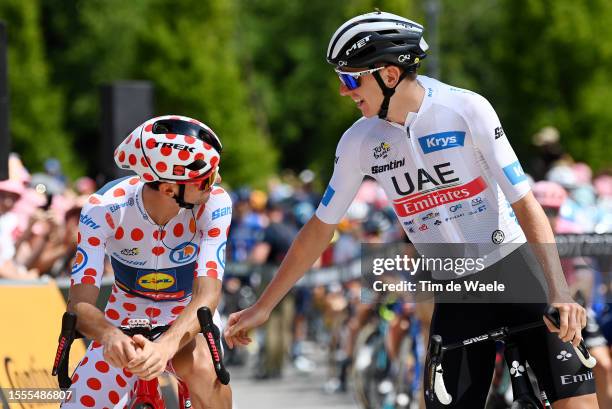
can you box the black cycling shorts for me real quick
[425,245,596,408]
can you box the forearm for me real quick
[513,193,572,301]
[157,283,221,355]
[258,216,335,312]
[68,298,122,341]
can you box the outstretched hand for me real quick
[223,305,270,349]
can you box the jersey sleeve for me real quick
[315,129,366,224]
[195,188,232,281]
[70,195,112,287]
[464,94,531,204]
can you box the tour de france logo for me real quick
[169,242,199,264]
[71,247,88,274]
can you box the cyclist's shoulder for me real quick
[338,116,381,151]
[82,176,140,213]
[204,186,232,211]
[420,75,491,115]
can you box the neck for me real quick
[385,79,426,125]
[142,185,181,225]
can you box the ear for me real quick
[384,66,402,88]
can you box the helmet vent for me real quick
[186,159,207,171]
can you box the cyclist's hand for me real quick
[101,330,138,368]
[127,334,171,381]
[543,303,587,348]
[223,305,270,349]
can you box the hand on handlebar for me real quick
[101,329,139,369]
[127,334,173,381]
[543,302,587,348]
[223,304,269,349]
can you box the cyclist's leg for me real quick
[61,341,136,408]
[514,304,597,409]
[425,302,497,409]
[171,311,232,409]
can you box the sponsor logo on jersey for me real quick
[502,161,527,185]
[373,142,391,159]
[391,162,459,196]
[71,247,88,274]
[371,158,405,174]
[556,350,572,362]
[422,211,440,221]
[137,272,176,291]
[434,220,442,226]
[445,213,465,222]
[392,177,488,217]
[120,248,139,256]
[79,214,100,230]
[154,141,195,152]
[321,185,336,207]
[345,35,372,56]
[217,241,226,269]
[560,371,593,386]
[471,197,483,206]
[494,126,505,139]
[492,229,505,244]
[408,227,415,233]
[109,198,135,213]
[403,218,415,226]
[170,242,199,264]
[468,204,487,215]
[112,252,147,266]
[212,206,232,220]
[450,203,463,212]
[419,224,428,231]
[418,131,465,154]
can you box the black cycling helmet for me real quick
[327,10,429,120]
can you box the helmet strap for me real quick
[173,184,195,209]
[372,69,410,120]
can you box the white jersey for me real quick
[316,76,531,266]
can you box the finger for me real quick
[580,308,587,329]
[543,317,560,333]
[557,306,569,339]
[123,341,138,362]
[227,312,242,327]
[224,334,234,349]
[132,334,148,347]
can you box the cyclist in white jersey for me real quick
[225,11,598,409]
[63,115,232,408]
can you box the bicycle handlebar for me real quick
[53,307,230,389]
[425,305,597,405]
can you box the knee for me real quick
[183,359,218,391]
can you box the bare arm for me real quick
[67,283,116,340]
[156,276,223,356]
[512,191,586,346]
[511,192,572,301]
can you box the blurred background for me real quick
[0,1,610,408]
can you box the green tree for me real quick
[0,0,80,177]
[135,0,277,187]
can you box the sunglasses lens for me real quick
[199,168,217,191]
[338,73,360,90]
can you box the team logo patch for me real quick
[217,241,226,269]
[71,247,88,274]
[169,242,199,263]
[137,271,176,291]
[121,248,139,256]
[321,185,336,207]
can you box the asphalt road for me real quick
[231,348,358,409]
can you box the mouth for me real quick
[353,98,364,108]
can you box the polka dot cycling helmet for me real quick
[114,115,222,184]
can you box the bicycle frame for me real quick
[425,306,597,407]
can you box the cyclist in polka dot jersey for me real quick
[63,115,232,408]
